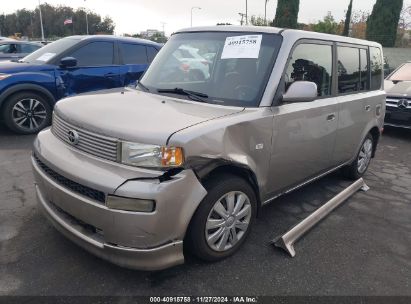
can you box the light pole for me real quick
[84,0,89,35]
[38,0,45,41]
[245,0,248,25]
[264,0,269,26]
[191,7,201,27]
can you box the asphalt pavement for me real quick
[0,125,410,296]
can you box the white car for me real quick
[173,46,211,80]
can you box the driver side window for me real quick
[286,43,333,97]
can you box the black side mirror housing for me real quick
[60,57,77,68]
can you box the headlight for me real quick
[120,141,184,168]
[0,74,11,80]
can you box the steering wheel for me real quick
[234,85,258,101]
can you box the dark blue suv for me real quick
[0,35,161,134]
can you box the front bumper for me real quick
[32,129,207,270]
[385,102,411,129]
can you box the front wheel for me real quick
[186,174,257,262]
[342,133,374,180]
[3,92,52,134]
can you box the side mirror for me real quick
[282,81,318,103]
[60,57,77,68]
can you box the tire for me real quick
[342,133,374,180]
[186,174,257,262]
[3,92,52,134]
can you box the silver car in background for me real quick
[32,26,385,270]
[0,41,42,61]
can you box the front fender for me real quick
[0,72,57,107]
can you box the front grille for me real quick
[52,114,119,162]
[34,155,106,203]
[386,97,411,110]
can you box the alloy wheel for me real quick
[357,138,373,174]
[12,98,47,131]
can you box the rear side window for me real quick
[147,46,158,62]
[370,47,383,90]
[286,43,333,97]
[337,46,360,94]
[69,42,114,66]
[19,44,41,53]
[0,43,16,53]
[120,43,148,64]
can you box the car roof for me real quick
[66,35,161,47]
[0,40,43,45]
[175,25,382,48]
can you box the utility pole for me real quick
[245,0,248,25]
[84,0,89,35]
[160,22,166,36]
[38,0,45,41]
[265,0,269,26]
[239,13,246,26]
[191,7,201,27]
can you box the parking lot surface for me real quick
[0,125,410,296]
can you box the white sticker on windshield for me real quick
[36,52,56,61]
[221,35,262,59]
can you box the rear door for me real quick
[267,41,339,195]
[332,44,383,164]
[118,43,154,86]
[58,41,121,95]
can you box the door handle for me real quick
[365,105,371,111]
[326,113,336,121]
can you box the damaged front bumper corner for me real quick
[32,129,207,270]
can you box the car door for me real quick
[332,45,378,164]
[266,41,339,196]
[118,43,152,86]
[58,41,121,96]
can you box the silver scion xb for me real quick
[32,26,385,270]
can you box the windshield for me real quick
[21,37,80,64]
[387,62,411,81]
[140,31,282,107]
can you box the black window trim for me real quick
[49,39,120,67]
[336,42,371,97]
[118,42,151,65]
[278,38,336,104]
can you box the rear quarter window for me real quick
[370,47,383,90]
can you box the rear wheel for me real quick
[186,174,257,262]
[342,133,374,180]
[3,92,52,134]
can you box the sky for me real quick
[2,0,409,36]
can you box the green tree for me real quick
[366,0,403,46]
[250,15,266,26]
[0,3,115,39]
[273,0,300,29]
[312,12,340,34]
[343,0,353,36]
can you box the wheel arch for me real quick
[0,84,56,112]
[187,158,262,216]
[369,126,381,158]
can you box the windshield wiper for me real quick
[136,81,150,92]
[157,88,209,102]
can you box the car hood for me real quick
[0,61,53,74]
[384,80,411,97]
[54,88,244,145]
